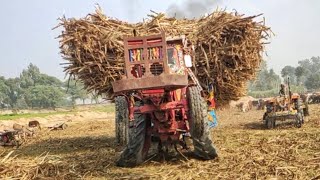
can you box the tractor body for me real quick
[0,131,20,147]
[263,93,308,129]
[112,33,217,167]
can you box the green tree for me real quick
[91,92,100,104]
[65,80,88,106]
[281,65,296,84]
[295,66,305,86]
[296,56,320,89]
[298,59,312,76]
[24,85,65,109]
[297,57,320,76]
[4,78,21,108]
[305,72,320,90]
[310,56,320,70]
[250,61,268,91]
[20,63,41,89]
[16,98,28,109]
[20,63,62,88]
[266,69,281,89]
[79,89,89,104]
[0,76,9,108]
[19,63,65,108]
[249,60,281,92]
[38,74,62,87]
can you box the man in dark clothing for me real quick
[279,84,286,97]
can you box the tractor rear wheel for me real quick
[187,86,218,160]
[302,98,309,118]
[297,98,306,123]
[263,113,268,126]
[115,96,129,146]
[303,105,309,117]
[116,102,150,167]
[266,117,275,129]
[295,112,303,128]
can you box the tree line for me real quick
[280,56,320,90]
[2,57,319,107]
[0,63,99,109]
[249,56,320,97]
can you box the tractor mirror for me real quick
[184,55,192,67]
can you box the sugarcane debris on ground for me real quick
[48,122,68,131]
[55,7,271,106]
[0,105,319,179]
[0,120,68,148]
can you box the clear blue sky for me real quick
[0,0,319,80]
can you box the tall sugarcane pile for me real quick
[56,7,271,106]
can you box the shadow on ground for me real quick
[15,135,117,157]
[12,135,205,179]
[243,121,265,130]
[243,120,301,130]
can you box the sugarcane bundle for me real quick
[55,7,270,106]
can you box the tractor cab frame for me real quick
[112,33,189,93]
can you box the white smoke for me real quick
[166,0,221,19]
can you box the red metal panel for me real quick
[141,89,165,94]
[112,74,188,93]
[123,33,168,79]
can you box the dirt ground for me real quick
[1,105,320,179]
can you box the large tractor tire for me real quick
[297,98,307,123]
[187,86,218,160]
[116,111,149,167]
[263,112,267,125]
[295,112,303,128]
[266,116,275,129]
[303,104,309,117]
[300,98,309,118]
[302,96,310,117]
[115,96,129,146]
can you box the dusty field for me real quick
[1,105,320,179]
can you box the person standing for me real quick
[279,84,286,97]
[207,85,218,128]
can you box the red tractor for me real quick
[112,33,217,167]
[0,131,20,147]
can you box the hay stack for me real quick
[56,7,271,106]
